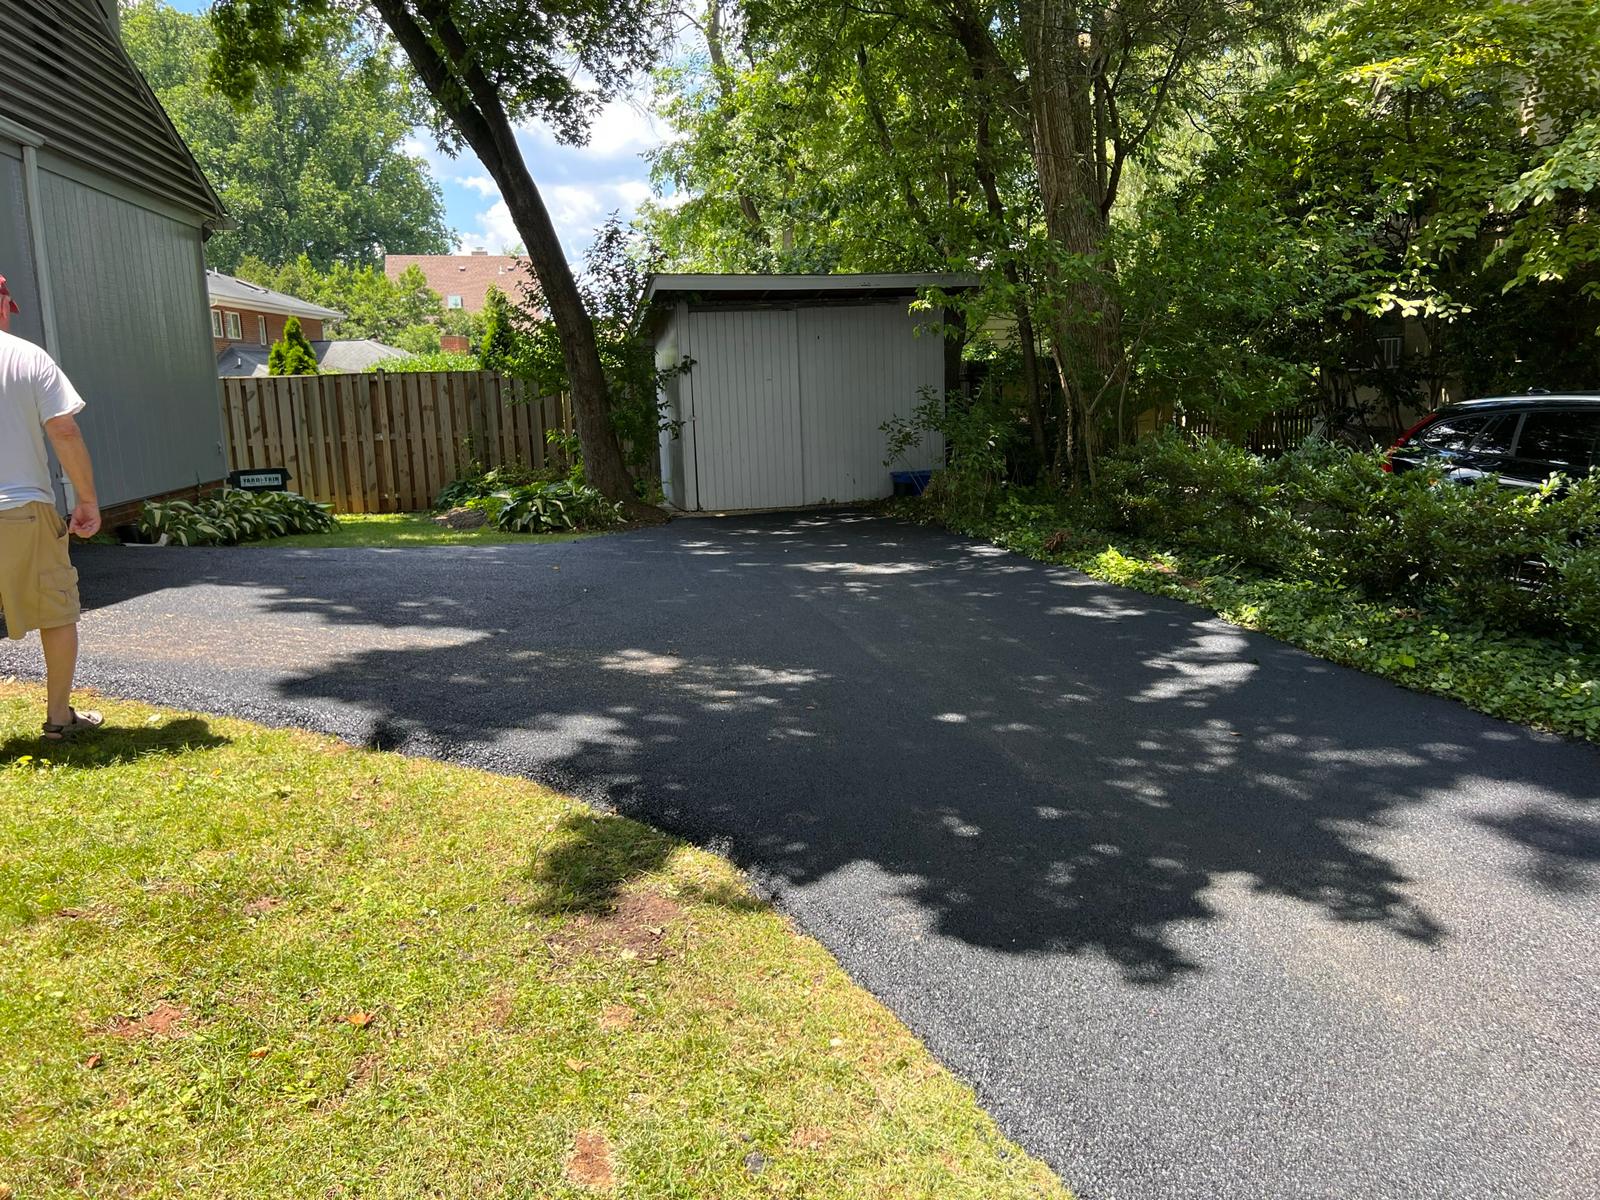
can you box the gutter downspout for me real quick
[3,117,71,512]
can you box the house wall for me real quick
[384,253,534,313]
[38,164,226,508]
[0,143,48,350]
[211,307,325,354]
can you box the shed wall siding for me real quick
[659,300,944,511]
[39,169,225,506]
[797,304,943,502]
[684,308,804,511]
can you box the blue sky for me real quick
[166,0,671,262]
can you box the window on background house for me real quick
[226,311,242,340]
[1378,335,1403,370]
[447,294,464,309]
[211,309,223,338]
[258,315,268,344]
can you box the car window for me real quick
[1469,415,1518,455]
[1416,415,1491,451]
[1515,411,1600,472]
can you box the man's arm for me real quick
[43,414,100,537]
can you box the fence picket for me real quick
[433,373,458,484]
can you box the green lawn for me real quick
[0,685,1067,1199]
[260,511,591,549]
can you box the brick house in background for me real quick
[384,248,533,313]
[208,269,340,353]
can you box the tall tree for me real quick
[654,0,1311,481]
[210,0,669,516]
[121,0,452,272]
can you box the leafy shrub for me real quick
[485,480,623,533]
[434,461,559,510]
[268,316,319,376]
[1096,432,1303,571]
[881,388,1021,527]
[1086,433,1600,641]
[140,489,336,546]
[365,350,481,373]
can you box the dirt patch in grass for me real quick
[242,896,283,918]
[565,1130,617,1189]
[549,889,681,962]
[431,506,487,530]
[598,1004,637,1031]
[106,1002,189,1039]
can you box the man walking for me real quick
[0,273,102,739]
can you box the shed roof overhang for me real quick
[645,272,980,306]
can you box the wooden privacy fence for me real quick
[1174,404,1321,456]
[221,372,573,513]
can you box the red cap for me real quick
[0,275,17,315]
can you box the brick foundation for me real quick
[99,480,225,531]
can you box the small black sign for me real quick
[228,467,290,492]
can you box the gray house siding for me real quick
[2,0,228,511]
[0,143,47,352]
[38,168,225,506]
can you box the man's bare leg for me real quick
[40,622,79,727]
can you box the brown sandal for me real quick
[42,708,104,741]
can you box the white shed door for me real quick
[686,308,805,510]
[797,305,944,504]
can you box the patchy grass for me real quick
[259,511,591,549]
[0,684,1067,1199]
[895,502,1600,743]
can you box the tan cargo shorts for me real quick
[0,501,81,639]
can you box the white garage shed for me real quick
[648,273,975,512]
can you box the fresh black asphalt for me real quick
[5,512,1596,1198]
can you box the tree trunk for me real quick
[973,105,1048,470]
[1018,0,1126,484]
[373,0,659,520]
[493,172,650,514]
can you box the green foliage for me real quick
[139,489,336,546]
[485,481,625,533]
[1195,0,1600,404]
[121,0,450,272]
[434,462,558,510]
[236,256,443,346]
[1072,433,1600,642]
[510,217,688,474]
[434,453,619,532]
[366,351,481,373]
[478,286,518,372]
[268,316,319,375]
[880,385,1024,525]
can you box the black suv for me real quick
[1385,394,1600,488]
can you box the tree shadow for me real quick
[521,810,679,916]
[0,717,228,766]
[16,511,1599,985]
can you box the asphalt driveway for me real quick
[4,512,1596,1198]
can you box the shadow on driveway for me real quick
[60,512,1594,985]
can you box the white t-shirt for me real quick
[0,329,86,510]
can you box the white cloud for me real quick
[416,84,681,265]
[455,199,521,255]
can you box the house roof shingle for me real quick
[0,0,225,223]
[216,338,407,378]
[207,271,343,321]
